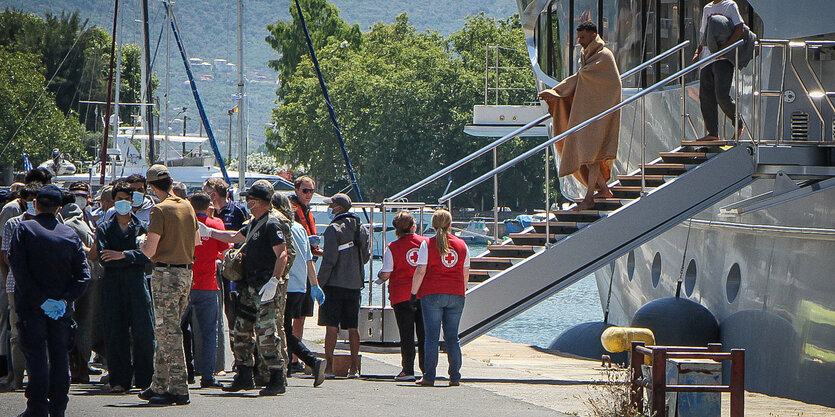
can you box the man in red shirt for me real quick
[187,192,230,388]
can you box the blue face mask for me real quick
[114,200,132,215]
[26,201,36,216]
[327,207,334,220]
[131,191,144,207]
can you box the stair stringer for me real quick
[458,144,757,345]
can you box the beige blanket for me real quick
[540,35,621,186]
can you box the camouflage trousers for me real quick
[233,279,288,373]
[149,266,193,395]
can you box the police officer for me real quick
[203,183,293,396]
[9,184,90,417]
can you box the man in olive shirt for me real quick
[138,165,200,406]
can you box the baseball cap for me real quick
[323,193,352,210]
[36,184,63,207]
[245,182,274,202]
[68,181,91,196]
[146,164,170,182]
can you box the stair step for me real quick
[610,186,647,198]
[639,163,688,175]
[660,151,709,163]
[469,257,515,270]
[486,244,537,258]
[589,198,627,210]
[552,210,603,222]
[616,175,666,187]
[469,269,494,282]
[509,232,570,246]
[531,221,580,234]
[680,140,730,147]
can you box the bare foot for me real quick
[730,124,744,141]
[572,199,595,211]
[692,135,722,142]
[597,189,613,199]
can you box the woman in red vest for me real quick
[410,209,470,387]
[376,211,427,381]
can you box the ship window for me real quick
[726,263,741,303]
[651,252,661,287]
[627,250,636,281]
[684,259,697,296]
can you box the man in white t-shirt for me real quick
[692,0,745,141]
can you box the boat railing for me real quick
[386,40,692,204]
[439,40,746,213]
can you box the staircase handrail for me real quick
[385,40,691,202]
[439,39,744,203]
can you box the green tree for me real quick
[264,0,362,84]
[0,47,85,171]
[266,7,544,208]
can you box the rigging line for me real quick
[675,218,694,298]
[82,50,100,129]
[603,262,615,323]
[149,12,165,73]
[0,21,90,160]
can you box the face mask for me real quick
[131,191,145,207]
[246,200,257,212]
[327,207,335,220]
[114,200,132,215]
[26,201,36,216]
[74,196,88,210]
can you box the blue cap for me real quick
[36,184,63,207]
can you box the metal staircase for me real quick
[457,141,755,344]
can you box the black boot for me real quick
[222,365,255,392]
[258,369,286,396]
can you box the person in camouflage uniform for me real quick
[204,183,294,396]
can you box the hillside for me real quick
[5,0,519,155]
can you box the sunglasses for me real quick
[300,188,314,194]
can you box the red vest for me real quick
[418,234,468,298]
[387,234,428,305]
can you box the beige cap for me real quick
[146,164,170,182]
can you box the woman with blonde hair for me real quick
[410,209,470,387]
[376,211,428,381]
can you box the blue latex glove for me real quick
[40,299,66,320]
[310,285,326,305]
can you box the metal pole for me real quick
[545,146,550,245]
[164,4,170,164]
[368,204,375,305]
[494,46,499,104]
[112,8,123,171]
[492,147,499,241]
[99,0,119,186]
[734,47,739,143]
[484,44,489,105]
[228,110,233,160]
[237,0,246,196]
[641,95,646,196]
[680,47,686,142]
[141,0,154,165]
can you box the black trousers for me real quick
[101,274,155,390]
[283,292,317,369]
[392,300,425,375]
[17,310,73,417]
[699,60,737,137]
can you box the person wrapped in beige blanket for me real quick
[538,21,621,211]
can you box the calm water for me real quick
[363,242,602,348]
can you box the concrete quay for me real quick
[1,322,833,416]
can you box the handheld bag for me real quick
[222,215,268,282]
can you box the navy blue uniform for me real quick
[9,213,90,417]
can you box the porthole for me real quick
[627,251,636,281]
[684,259,697,296]
[651,252,661,288]
[726,263,741,303]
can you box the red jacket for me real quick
[418,234,468,298]
[387,234,428,305]
[192,215,230,290]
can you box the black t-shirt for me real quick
[241,212,285,287]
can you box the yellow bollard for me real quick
[601,327,656,365]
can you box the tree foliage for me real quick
[266,6,546,208]
[0,47,85,170]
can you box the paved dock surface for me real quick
[2,322,833,416]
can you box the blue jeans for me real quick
[420,293,465,383]
[187,289,220,381]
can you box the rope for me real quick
[675,218,694,298]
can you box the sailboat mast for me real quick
[237,0,246,196]
[112,10,123,180]
[99,0,119,186]
[141,0,155,164]
[164,4,170,164]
